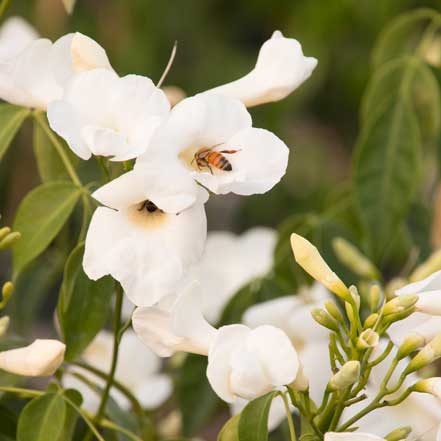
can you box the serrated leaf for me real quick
[353,92,422,261]
[17,393,66,441]
[12,181,82,275]
[33,117,79,182]
[218,414,240,441]
[238,391,277,441]
[0,104,29,162]
[57,243,114,361]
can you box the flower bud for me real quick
[0,339,65,376]
[410,249,441,282]
[0,232,21,250]
[413,377,441,399]
[0,282,13,309]
[0,316,9,337]
[357,329,379,350]
[327,361,360,391]
[385,426,412,441]
[383,295,418,316]
[396,333,425,360]
[311,308,339,332]
[324,300,344,325]
[332,237,379,279]
[406,334,441,374]
[385,278,407,300]
[369,285,382,312]
[0,227,11,241]
[382,306,416,325]
[364,313,379,329]
[289,363,309,392]
[291,234,351,301]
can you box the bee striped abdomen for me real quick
[207,152,232,171]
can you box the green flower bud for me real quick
[0,227,11,241]
[327,361,360,391]
[385,426,412,441]
[357,329,379,350]
[383,295,418,316]
[369,284,382,312]
[311,308,339,332]
[397,333,425,360]
[364,313,379,329]
[0,282,13,309]
[0,232,21,250]
[324,300,344,324]
[0,316,9,337]
[385,278,407,300]
[406,334,441,374]
[410,249,441,283]
[382,306,416,325]
[412,377,441,399]
[332,237,380,279]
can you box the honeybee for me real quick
[138,199,161,213]
[192,144,240,174]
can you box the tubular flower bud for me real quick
[0,226,11,241]
[412,377,441,399]
[332,237,379,279]
[289,363,309,392]
[291,233,350,301]
[406,334,441,373]
[396,333,425,360]
[410,249,441,283]
[364,313,379,329]
[0,231,21,249]
[0,316,9,337]
[357,329,379,350]
[327,361,360,391]
[0,282,13,309]
[324,300,345,325]
[383,295,418,316]
[311,308,339,332]
[369,285,382,312]
[385,278,407,300]
[0,339,65,376]
[384,427,412,441]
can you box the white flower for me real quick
[188,227,277,323]
[63,330,172,412]
[83,170,207,306]
[0,32,112,109]
[388,270,441,346]
[324,433,385,441]
[207,324,299,402]
[132,281,217,357]
[203,31,317,107]
[48,69,170,161]
[0,16,38,61]
[0,339,65,376]
[135,93,289,211]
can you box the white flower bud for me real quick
[357,329,379,350]
[327,361,360,391]
[413,377,441,399]
[291,233,351,301]
[289,363,309,392]
[396,333,425,360]
[0,316,9,337]
[0,339,65,376]
[383,295,418,316]
[406,334,441,373]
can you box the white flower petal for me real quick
[203,31,317,107]
[137,374,173,409]
[324,433,385,441]
[416,290,441,315]
[397,270,441,295]
[194,127,289,195]
[0,16,38,61]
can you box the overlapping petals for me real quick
[48,69,170,160]
[203,30,317,107]
[136,93,289,211]
[0,16,38,61]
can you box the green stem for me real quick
[281,392,297,441]
[100,419,144,441]
[0,0,11,18]
[0,386,42,397]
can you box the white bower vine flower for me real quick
[202,31,317,107]
[324,433,386,441]
[0,16,38,61]
[63,330,172,412]
[132,281,300,403]
[188,227,277,323]
[48,68,170,161]
[388,270,441,347]
[83,169,207,307]
[0,339,65,376]
[0,31,112,109]
[135,93,289,211]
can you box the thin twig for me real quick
[157,41,178,88]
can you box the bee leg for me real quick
[208,164,214,175]
[219,149,241,155]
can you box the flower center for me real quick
[127,200,167,230]
[138,200,161,213]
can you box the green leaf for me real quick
[0,404,17,440]
[353,91,422,261]
[58,243,114,361]
[17,393,66,441]
[59,389,82,441]
[33,117,79,182]
[0,104,30,162]
[238,391,277,441]
[12,181,82,275]
[176,354,224,436]
[218,414,240,441]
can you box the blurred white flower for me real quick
[132,281,217,357]
[388,270,441,347]
[207,323,299,402]
[0,32,112,109]
[324,433,385,441]
[0,339,65,376]
[136,93,289,211]
[203,31,317,107]
[48,69,170,160]
[63,330,172,412]
[188,228,277,323]
[0,16,38,61]
[83,170,207,307]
